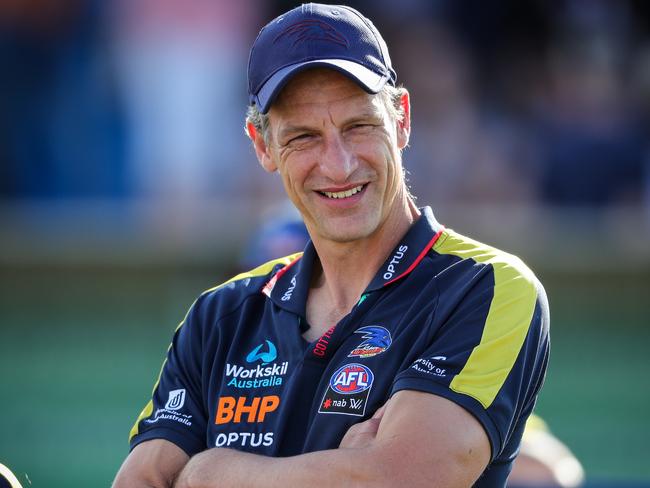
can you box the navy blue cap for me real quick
[248,3,396,114]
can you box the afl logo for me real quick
[329,363,374,394]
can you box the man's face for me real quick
[259,69,410,244]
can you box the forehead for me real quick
[271,68,380,119]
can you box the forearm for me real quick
[112,440,189,488]
[175,446,387,488]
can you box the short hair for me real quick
[244,83,408,144]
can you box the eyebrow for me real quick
[277,109,383,141]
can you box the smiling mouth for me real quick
[319,184,365,199]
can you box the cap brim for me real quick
[254,59,389,114]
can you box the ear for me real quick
[247,121,277,173]
[395,90,411,150]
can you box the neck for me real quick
[310,197,420,312]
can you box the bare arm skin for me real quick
[112,439,190,488]
[175,390,491,488]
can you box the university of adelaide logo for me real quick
[145,388,192,428]
[164,389,186,411]
[318,363,374,417]
[348,326,392,359]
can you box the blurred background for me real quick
[0,0,649,486]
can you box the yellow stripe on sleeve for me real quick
[434,231,538,409]
[129,400,154,441]
[128,252,302,442]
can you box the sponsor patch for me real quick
[411,355,447,377]
[214,431,274,448]
[144,388,193,427]
[164,389,186,411]
[318,363,374,416]
[246,340,277,364]
[312,325,336,358]
[215,395,280,424]
[281,276,297,301]
[383,245,408,281]
[348,326,392,358]
[226,341,288,389]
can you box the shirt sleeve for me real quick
[128,297,208,457]
[391,259,550,462]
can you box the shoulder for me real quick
[427,228,549,352]
[169,252,304,347]
[197,252,303,310]
[431,228,542,297]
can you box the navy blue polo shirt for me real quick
[129,207,549,486]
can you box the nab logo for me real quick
[319,364,374,416]
[164,389,186,411]
[246,340,277,364]
[215,395,280,424]
[330,364,374,394]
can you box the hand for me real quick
[339,401,389,449]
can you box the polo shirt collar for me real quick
[262,206,444,315]
[365,206,444,291]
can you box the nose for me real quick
[319,133,358,183]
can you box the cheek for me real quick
[358,135,399,175]
[278,156,312,194]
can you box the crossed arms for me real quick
[113,389,491,488]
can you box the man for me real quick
[113,4,549,487]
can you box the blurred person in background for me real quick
[392,18,539,206]
[108,0,262,205]
[530,0,647,208]
[114,3,550,487]
[0,0,126,199]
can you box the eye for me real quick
[287,133,313,145]
[348,123,375,132]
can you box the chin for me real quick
[319,219,378,243]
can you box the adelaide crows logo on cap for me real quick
[318,363,374,416]
[348,326,392,358]
[274,19,349,48]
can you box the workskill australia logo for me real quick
[246,340,277,364]
[318,363,374,416]
[348,326,392,358]
[226,340,288,389]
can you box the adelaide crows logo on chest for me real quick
[348,326,392,359]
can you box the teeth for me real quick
[322,185,364,199]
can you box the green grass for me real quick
[535,272,650,481]
[0,267,648,486]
